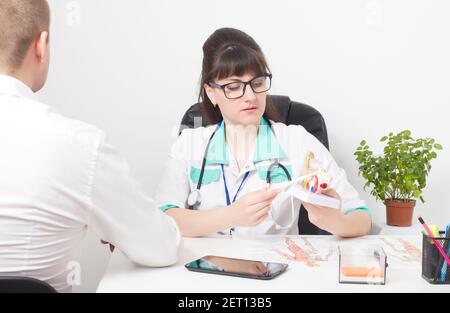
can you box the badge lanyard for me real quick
[221,164,250,234]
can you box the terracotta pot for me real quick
[384,199,416,227]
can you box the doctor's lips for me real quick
[241,106,258,112]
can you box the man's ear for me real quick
[204,84,217,107]
[35,31,49,64]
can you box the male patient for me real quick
[0,0,181,292]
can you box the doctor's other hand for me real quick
[228,187,281,227]
[302,188,342,230]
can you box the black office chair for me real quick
[179,95,331,235]
[0,276,57,293]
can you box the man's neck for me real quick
[0,66,35,92]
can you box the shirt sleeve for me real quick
[85,133,182,267]
[302,131,371,216]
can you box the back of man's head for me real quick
[0,0,50,88]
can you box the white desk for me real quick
[378,223,422,235]
[97,235,450,293]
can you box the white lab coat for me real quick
[0,75,181,292]
[156,118,369,237]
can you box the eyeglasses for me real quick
[208,74,272,99]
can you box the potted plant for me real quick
[354,130,442,227]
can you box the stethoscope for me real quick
[187,121,297,230]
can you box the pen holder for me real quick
[422,232,450,284]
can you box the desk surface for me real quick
[97,235,450,293]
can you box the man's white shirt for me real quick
[0,75,181,292]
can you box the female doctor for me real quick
[155,28,371,238]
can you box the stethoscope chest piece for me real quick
[187,189,202,207]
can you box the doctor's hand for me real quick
[302,188,342,231]
[228,187,281,227]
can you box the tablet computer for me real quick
[185,255,288,280]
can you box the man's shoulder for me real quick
[14,96,108,153]
[51,112,104,142]
[2,94,106,148]
[42,108,105,149]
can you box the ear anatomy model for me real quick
[302,152,332,194]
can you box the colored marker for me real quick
[440,224,450,281]
[418,217,450,267]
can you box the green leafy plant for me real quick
[354,130,442,203]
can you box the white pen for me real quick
[273,172,318,191]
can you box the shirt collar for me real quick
[0,74,38,101]
[205,117,287,165]
[205,121,228,165]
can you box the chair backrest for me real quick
[0,276,57,293]
[179,95,330,235]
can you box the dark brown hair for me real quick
[199,28,280,124]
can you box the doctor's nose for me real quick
[242,85,257,102]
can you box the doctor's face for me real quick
[205,73,270,126]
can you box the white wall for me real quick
[39,0,450,292]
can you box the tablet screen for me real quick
[185,255,288,279]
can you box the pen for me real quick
[440,224,450,281]
[418,217,450,267]
[276,172,317,191]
